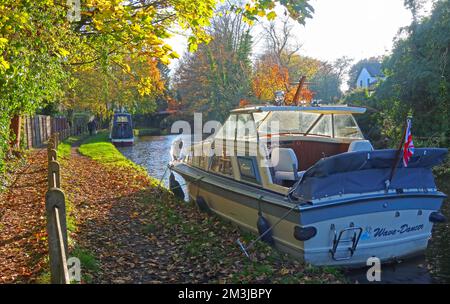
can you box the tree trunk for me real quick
[10,115,22,149]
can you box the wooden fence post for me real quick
[45,188,69,284]
[53,132,59,147]
[48,160,61,189]
[48,137,55,148]
[48,149,57,165]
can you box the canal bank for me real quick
[116,134,450,284]
[58,131,345,283]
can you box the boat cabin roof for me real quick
[231,105,366,115]
[218,104,365,141]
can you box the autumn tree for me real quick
[252,54,289,101]
[260,16,302,68]
[0,0,314,173]
[252,53,315,104]
[66,57,166,118]
[310,57,352,102]
[172,9,254,121]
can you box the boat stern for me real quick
[112,138,135,147]
[299,192,446,267]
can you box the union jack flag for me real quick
[403,118,415,167]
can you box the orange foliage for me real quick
[252,56,314,104]
[285,86,315,105]
[167,96,181,111]
[239,99,250,107]
[252,60,289,101]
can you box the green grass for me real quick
[71,246,99,272]
[78,131,144,172]
[133,128,161,137]
[66,197,77,237]
[57,135,86,159]
[70,246,99,283]
[75,130,344,283]
[53,137,82,244]
[142,223,157,234]
[35,255,51,284]
[36,271,51,284]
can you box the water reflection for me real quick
[426,181,450,283]
[117,135,189,199]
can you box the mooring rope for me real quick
[157,164,170,189]
[237,195,301,259]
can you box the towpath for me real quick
[0,137,343,283]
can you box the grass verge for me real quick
[133,128,161,137]
[74,130,345,283]
[57,134,87,159]
[78,132,144,172]
[53,134,100,283]
[70,246,99,283]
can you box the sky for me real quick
[277,0,429,62]
[168,0,434,70]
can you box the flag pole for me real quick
[387,116,412,187]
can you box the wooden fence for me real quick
[46,133,70,284]
[23,116,87,149]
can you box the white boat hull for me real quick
[173,163,445,267]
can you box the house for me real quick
[356,62,385,89]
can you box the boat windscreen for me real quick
[257,111,364,139]
[116,115,129,123]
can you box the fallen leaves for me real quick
[0,144,345,284]
[0,150,49,283]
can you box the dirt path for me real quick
[62,147,165,283]
[62,146,342,284]
[0,144,342,284]
[63,146,229,283]
[0,150,49,283]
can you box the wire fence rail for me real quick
[46,133,70,284]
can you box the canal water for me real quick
[117,135,450,284]
[117,135,189,196]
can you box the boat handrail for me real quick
[231,105,367,114]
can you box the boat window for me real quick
[237,114,257,140]
[192,156,201,167]
[309,114,332,137]
[258,111,321,135]
[216,114,237,140]
[237,157,259,184]
[255,111,364,139]
[253,112,268,127]
[199,155,208,169]
[334,114,364,139]
[116,115,129,123]
[210,155,233,177]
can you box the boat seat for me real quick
[348,140,374,152]
[274,170,306,182]
[270,147,304,183]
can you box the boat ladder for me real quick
[329,224,363,261]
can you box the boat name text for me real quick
[373,224,424,238]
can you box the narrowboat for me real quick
[110,112,134,146]
[170,105,448,267]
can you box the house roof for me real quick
[362,62,384,78]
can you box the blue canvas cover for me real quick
[291,148,448,201]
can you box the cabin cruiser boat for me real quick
[170,105,448,267]
[110,111,134,146]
